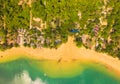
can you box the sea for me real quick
[0,58,120,84]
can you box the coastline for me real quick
[0,37,120,77]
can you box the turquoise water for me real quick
[0,58,120,84]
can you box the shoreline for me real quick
[0,37,120,77]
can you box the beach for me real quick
[0,37,120,76]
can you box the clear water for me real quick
[0,58,120,84]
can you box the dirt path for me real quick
[104,0,108,5]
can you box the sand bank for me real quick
[0,37,120,76]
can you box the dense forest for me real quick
[0,0,120,58]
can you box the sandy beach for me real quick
[0,37,120,76]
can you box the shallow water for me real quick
[0,58,120,84]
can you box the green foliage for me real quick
[0,0,120,59]
[32,0,46,20]
[75,37,82,48]
[5,0,30,29]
